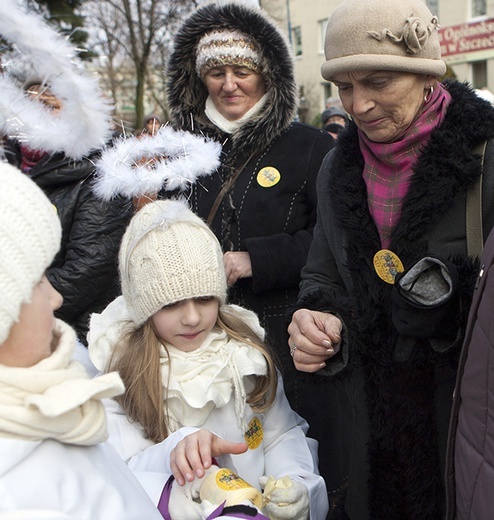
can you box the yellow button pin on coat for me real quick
[244,416,263,449]
[257,166,281,187]
[373,249,404,284]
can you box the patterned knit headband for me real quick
[195,29,263,78]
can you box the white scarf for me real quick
[162,315,267,433]
[89,298,268,434]
[0,319,124,446]
[205,93,269,134]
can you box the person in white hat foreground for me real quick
[0,163,162,519]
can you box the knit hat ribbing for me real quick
[322,107,349,126]
[119,200,227,326]
[321,0,446,81]
[195,29,263,78]
[0,162,61,344]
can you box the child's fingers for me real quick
[211,437,248,458]
[170,442,194,486]
[170,431,248,487]
[170,430,214,484]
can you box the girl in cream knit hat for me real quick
[0,162,162,519]
[88,199,329,520]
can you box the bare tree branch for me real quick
[83,0,201,130]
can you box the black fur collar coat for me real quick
[298,80,494,519]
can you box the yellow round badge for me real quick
[373,249,404,284]
[256,167,281,187]
[244,417,263,450]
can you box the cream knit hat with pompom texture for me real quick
[321,0,446,80]
[0,162,61,344]
[119,199,227,326]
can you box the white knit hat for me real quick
[0,162,61,344]
[119,199,228,326]
[321,0,446,80]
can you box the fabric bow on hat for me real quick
[368,13,439,55]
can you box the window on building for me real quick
[323,84,333,107]
[292,26,302,56]
[472,60,487,88]
[319,18,328,53]
[472,0,486,17]
[426,0,439,17]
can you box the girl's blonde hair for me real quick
[108,304,278,444]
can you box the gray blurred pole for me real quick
[286,0,292,45]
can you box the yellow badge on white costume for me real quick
[244,416,263,449]
[257,166,281,187]
[373,249,404,284]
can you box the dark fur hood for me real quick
[166,3,298,162]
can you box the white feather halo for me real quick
[92,125,222,200]
[0,0,113,159]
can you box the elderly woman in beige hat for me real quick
[287,0,494,518]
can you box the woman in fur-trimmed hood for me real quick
[166,0,335,464]
[166,2,303,163]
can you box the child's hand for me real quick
[170,429,248,486]
[259,476,309,520]
[168,465,219,520]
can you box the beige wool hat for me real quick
[321,0,446,81]
[119,199,228,326]
[195,29,263,78]
[0,162,61,344]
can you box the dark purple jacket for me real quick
[445,226,494,519]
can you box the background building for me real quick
[261,0,494,125]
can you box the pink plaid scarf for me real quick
[360,82,452,248]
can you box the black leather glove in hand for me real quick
[391,257,459,361]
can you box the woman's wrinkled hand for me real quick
[223,251,252,286]
[287,309,342,373]
[170,429,248,486]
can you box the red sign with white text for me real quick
[439,18,494,59]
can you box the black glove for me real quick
[391,257,459,361]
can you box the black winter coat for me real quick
[5,144,132,343]
[166,2,334,416]
[297,81,494,519]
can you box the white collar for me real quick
[162,306,267,433]
[205,93,269,134]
